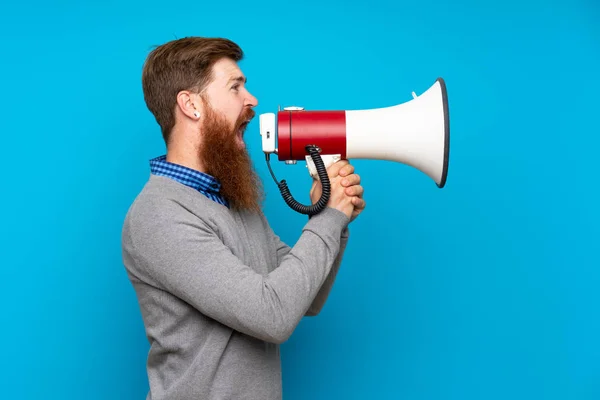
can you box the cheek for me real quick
[226,104,243,123]
[206,91,243,126]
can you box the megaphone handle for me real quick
[306,154,341,180]
[265,145,331,216]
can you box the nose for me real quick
[245,90,258,108]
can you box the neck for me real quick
[166,132,206,173]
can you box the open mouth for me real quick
[238,120,250,133]
[237,120,251,147]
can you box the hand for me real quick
[310,160,366,222]
[339,162,366,222]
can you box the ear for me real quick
[176,90,204,121]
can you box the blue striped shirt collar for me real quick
[149,155,229,207]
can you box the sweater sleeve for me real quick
[122,203,350,345]
[305,228,349,316]
[265,219,350,316]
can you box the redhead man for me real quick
[121,36,365,400]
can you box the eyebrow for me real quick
[227,75,247,85]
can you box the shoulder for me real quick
[122,175,220,245]
[124,176,187,221]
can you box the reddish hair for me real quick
[141,37,244,144]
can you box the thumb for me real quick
[309,178,320,195]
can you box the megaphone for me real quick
[259,77,450,216]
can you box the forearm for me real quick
[305,227,349,316]
[256,219,346,339]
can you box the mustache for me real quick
[235,108,256,129]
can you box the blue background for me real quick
[1,0,598,398]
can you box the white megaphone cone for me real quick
[259,77,450,215]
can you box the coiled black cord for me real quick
[265,145,331,216]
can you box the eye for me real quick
[231,84,240,92]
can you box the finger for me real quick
[338,163,354,177]
[327,159,349,177]
[341,174,361,187]
[352,196,366,209]
[345,185,364,197]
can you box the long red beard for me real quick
[199,103,263,213]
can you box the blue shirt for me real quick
[149,155,229,207]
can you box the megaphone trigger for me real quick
[306,154,342,181]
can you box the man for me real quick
[121,36,366,400]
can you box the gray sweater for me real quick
[121,175,350,400]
